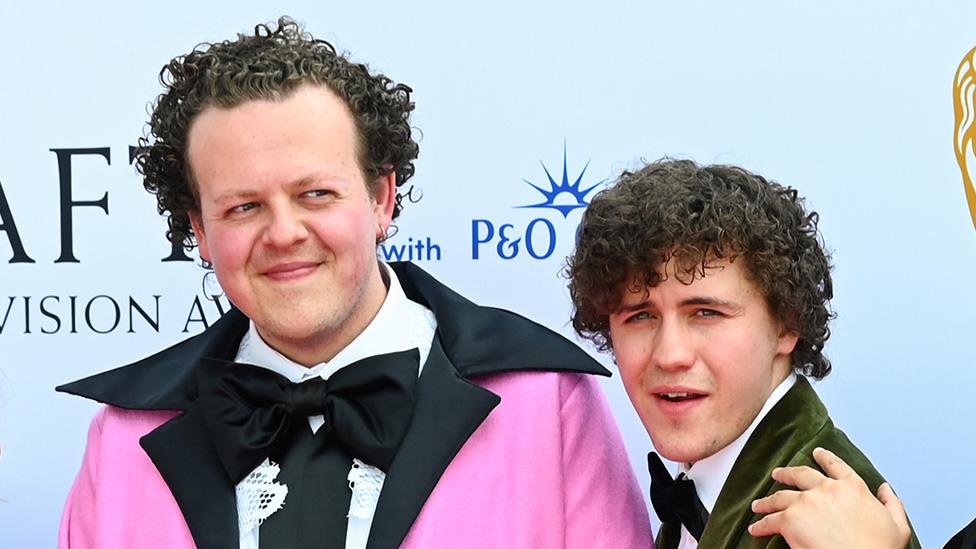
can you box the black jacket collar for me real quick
[57,261,608,409]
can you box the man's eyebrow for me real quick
[614,296,742,314]
[212,189,258,206]
[615,299,653,314]
[290,174,341,188]
[679,297,741,308]
[211,174,344,205]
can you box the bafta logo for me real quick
[954,46,976,231]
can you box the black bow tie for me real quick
[648,451,710,541]
[197,348,420,484]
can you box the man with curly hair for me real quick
[56,17,650,549]
[566,159,920,548]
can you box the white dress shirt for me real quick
[234,264,437,549]
[676,374,797,549]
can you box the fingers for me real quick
[877,483,912,544]
[771,465,825,491]
[772,448,864,490]
[748,511,786,538]
[876,482,898,508]
[811,447,857,481]
[752,489,800,514]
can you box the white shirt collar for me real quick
[235,263,437,382]
[680,373,797,513]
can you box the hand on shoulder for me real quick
[748,447,910,549]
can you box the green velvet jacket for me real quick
[654,377,922,549]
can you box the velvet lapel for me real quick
[365,335,501,548]
[697,377,827,549]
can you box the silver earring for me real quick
[201,270,225,301]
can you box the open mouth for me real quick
[656,392,705,403]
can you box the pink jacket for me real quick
[61,372,650,548]
[58,264,652,548]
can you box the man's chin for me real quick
[253,314,336,344]
[649,437,717,465]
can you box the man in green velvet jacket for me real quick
[566,159,921,548]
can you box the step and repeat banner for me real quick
[2,2,974,547]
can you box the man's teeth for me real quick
[659,392,699,401]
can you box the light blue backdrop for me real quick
[1,2,973,547]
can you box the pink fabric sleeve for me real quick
[58,406,193,549]
[60,406,110,548]
[560,374,654,548]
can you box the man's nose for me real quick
[652,320,695,371]
[263,204,310,248]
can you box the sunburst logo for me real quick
[953,45,976,232]
[518,144,605,218]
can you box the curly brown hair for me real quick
[135,16,419,249]
[566,158,834,379]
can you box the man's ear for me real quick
[777,323,800,356]
[372,171,397,240]
[188,211,211,263]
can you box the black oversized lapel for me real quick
[141,401,239,549]
[57,310,250,549]
[56,309,249,410]
[390,262,609,378]
[697,378,827,549]
[365,336,500,548]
